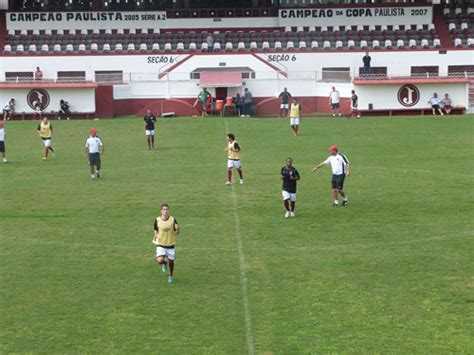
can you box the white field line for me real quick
[224,119,255,355]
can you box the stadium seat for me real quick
[433,38,441,48]
[66,43,74,53]
[448,23,456,31]
[409,39,417,48]
[213,42,221,52]
[455,7,462,16]
[164,42,172,52]
[468,38,474,48]
[262,41,270,50]
[53,44,61,52]
[460,22,468,30]
[421,39,429,48]
[347,40,355,49]
[428,24,435,32]
[103,43,111,52]
[385,39,393,49]
[285,26,292,33]
[4,44,11,53]
[238,41,245,51]
[41,44,49,52]
[200,42,208,52]
[360,40,368,49]
[139,43,147,52]
[57,29,64,36]
[286,41,295,50]
[335,40,343,49]
[16,44,24,53]
[308,26,316,33]
[177,42,184,52]
[29,44,37,53]
[372,39,380,49]
[416,24,424,31]
[188,42,197,52]
[397,39,405,49]
[91,43,98,52]
[298,40,306,50]
[152,42,160,52]
[274,41,282,50]
[78,43,86,52]
[311,40,319,49]
[250,41,258,51]
[127,43,135,52]
[323,40,330,49]
[225,41,233,51]
[115,43,123,52]
[297,26,304,34]
[454,38,463,47]
[443,7,450,15]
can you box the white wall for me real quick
[0,88,96,113]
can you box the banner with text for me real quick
[279,6,432,27]
[7,11,167,31]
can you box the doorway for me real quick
[215,87,228,100]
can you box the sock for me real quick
[227,170,232,182]
[169,260,175,276]
[334,200,339,205]
[284,200,290,211]
[45,149,49,157]
[151,136,155,146]
[290,201,295,212]
[343,196,348,201]
[295,126,299,135]
[237,169,243,180]
[49,147,54,152]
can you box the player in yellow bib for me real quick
[225,133,244,185]
[153,203,180,284]
[36,117,55,160]
[289,98,301,137]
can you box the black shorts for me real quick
[432,104,440,110]
[331,103,340,109]
[331,174,345,189]
[88,152,101,166]
[0,141,5,153]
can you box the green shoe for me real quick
[161,264,168,273]
[168,276,174,284]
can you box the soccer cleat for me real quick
[2,159,8,164]
[290,211,295,217]
[161,263,168,273]
[168,276,174,284]
[226,181,232,186]
[96,172,100,178]
[285,211,290,218]
[332,203,338,207]
[342,200,348,206]
[240,179,244,185]
[42,157,47,160]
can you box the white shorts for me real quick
[290,117,300,126]
[280,103,289,109]
[145,130,155,136]
[282,190,297,201]
[42,139,52,147]
[156,246,175,261]
[227,159,241,169]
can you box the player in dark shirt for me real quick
[144,109,157,149]
[350,90,360,119]
[278,87,292,117]
[281,157,300,218]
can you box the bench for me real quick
[358,107,466,117]
[14,111,96,120]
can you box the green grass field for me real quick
[1,114,473,353]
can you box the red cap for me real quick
[89,128,97,133]
[328,145,338,152]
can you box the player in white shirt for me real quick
[329,87,341,117]
[0,121,8,163]
[312,145,350,206]
[84,128,104,180]
[428,93,444,116]
[3,99,15,121]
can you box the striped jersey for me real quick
[324,153,349,175]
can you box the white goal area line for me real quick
[224,119,255,355]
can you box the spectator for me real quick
[206,34,214,52]
[3,99,15,121]
[58,99,71,120]
[329,86,341,117]
[234,93,243,116]
[362,51,371,76]
[278,87,292,117]
[442,93,452,115]
[242,88,253,117]
[428,93,444,116]
[34,67,43,80]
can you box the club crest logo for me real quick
[27,89,50,110]
[397,84,420,107]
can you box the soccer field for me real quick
[1,114,473,353]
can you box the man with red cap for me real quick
[0,121,8,163]
[84,128,104,180]
[312,145,350,206]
